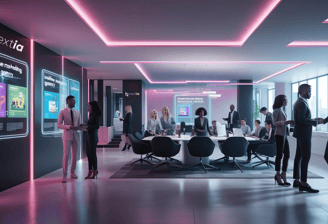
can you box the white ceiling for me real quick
[1,0,328,88]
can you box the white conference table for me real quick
[143,135,259,165]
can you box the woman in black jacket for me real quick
[119,105,133,151]
[194,107,212,137]
[84,101,101,179]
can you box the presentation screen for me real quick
[174,95,211,125]
[41,70,80,135]
[0,53,29,139]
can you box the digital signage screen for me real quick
[0,53,28,139]
[41,69,80,135]
[178,106,189,116]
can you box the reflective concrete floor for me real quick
[1,145,328,224]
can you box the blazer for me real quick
[324,116,328,124]
[123,112,132,134]
[224,110,240,128]
[194,117,212,136]
[87,113,100,142]
[57,108,81,140]
[273,108,287,137]
[147,118,162,134]
[265,112,273,122]
[293,98,317,139]
[160,116,176,135]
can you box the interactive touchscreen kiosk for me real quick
[0,53,29,139]
[41,69,80,135]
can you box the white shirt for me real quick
[230,110,234,124]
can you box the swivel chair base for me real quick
[213,156,229,162]
[131,155,155,166]
[252,157,275,168]
[187,158,217,173]
[151,157,181,173]
[143,153,161,161]
[219,157,244,173]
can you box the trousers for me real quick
[293,138,311,182]
[275,135,290,172]
[86,139,98,170]
[63,137,78,176]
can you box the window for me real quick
[308,79,317,130]
[268,88,275,111]
[317,76,327,132]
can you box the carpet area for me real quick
[110,158,324,179]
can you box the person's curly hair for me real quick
[195,107,207,116]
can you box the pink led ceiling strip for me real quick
[101,61,310,85]
[65,0,281,47]
[287,19,328,47]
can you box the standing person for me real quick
[57,95,81,183]
[160,106,176,135]
[260,107,273,122]
[146,110,162,136]
[119,105,133,151]
[83,101,101,179]
[272,95,294,186]
[240,118,251,135]
[194,107,212,137]
[223,104,240,131]
[250,120,262,137]
[293,84,322,193]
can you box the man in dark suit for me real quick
[246,120,275,162]
[293,84,322,193]
[223,104,240,131]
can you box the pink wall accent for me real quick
[147,87,237,126]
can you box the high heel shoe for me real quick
[280,172,291,186]
[91,170,98,179]
[274,174,285,186]
[85,170,93,179]
[121,144,127,151]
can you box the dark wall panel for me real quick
[97,80,103,126]
[237,80,253,130]
[0,23,30,192]
[123,80,143,134]
[34,43,63,179]
[106,86,112,126]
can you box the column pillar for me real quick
[237,80,253,130]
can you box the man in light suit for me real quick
[57,95,82,183]
[223,104,240,131]
[293,84,323,193]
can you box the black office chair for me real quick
[128,134,154,166]
[150,137,181,172]
[187,137,216,173]
[135,132,161,162]
[252,142,277,168]
[218,137,249,173]
[252,128,268,161]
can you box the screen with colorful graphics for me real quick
[41,69,80,135]
[0,53,28,139]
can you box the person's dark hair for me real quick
[89,101,102,116]
[241,118,246,122]
[298,84,311,96]
[265,120,272,126]
[66,95,75,103]
[195,107,207,116]
[255,120,261,125]
[273,94,286,109]
[212,120,217,123]
[260,107,267,112]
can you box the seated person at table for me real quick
[240,118,251,135]
[160,106,176,135]
[210,120,218,136]
[194,107,213,137]
[249,120,262,137]
[145,110,162,137]
[246,120,275,162]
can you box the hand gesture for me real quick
[315,118,324,124]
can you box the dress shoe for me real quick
[293,180,301,188]
[299,183,319,193]
[280,172,291,186]
[274,174,285,186]
[62,176,67,183]
[246,159,251,163]
[85,170,93,179]
[90,170,98,179]
[121,144,127,151]
[71,172,78,179]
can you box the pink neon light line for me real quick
[101,61,307,64]
[66,0,281,47]
[287,41,328,47]
[323,19,328,23]
[30,40,35,181]
[132,61,310,85]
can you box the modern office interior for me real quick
[1,0,328,223]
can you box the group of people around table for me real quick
[57,83,328,194]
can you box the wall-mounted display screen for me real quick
[0,53,28,139]
[41,69,80,135]
[178,106,189,116]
